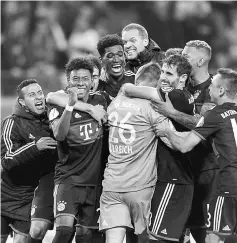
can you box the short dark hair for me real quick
[136,62,161,82]
[165,48,183,58]
[217,68,237,98]
[122,23,148,40]
[185,40,212,59]
[65,57,94,81]
[16,79,38,98]
[97,34,123,57]
[163,54,192,78]
[87,54,102,76]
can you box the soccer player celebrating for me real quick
[1,79,57,243]
[99,62,175,243]
[151,40,219,243]
[157,68,237,243]
[48,57,107,243]
[96,34,135,105]
[122,23,164,73]
[121,54,195,243]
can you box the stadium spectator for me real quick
[1,79,57,243]
[47,57,107,243]
[122,23,164,73]
[156,68,237,243]
[87,54,102,92]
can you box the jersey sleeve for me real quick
[168,90,195,115]
[192,107,220,140]
[1,118,41,171]
[47,104,64,124]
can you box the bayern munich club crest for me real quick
[57,201,67,211]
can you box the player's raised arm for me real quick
[122,83,161,102]
[46,89,107,126]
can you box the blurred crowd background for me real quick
[1,1,237,98]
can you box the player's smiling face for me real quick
[122,29,147,60]
[69,69,92,101]
[20,83,45,115]
[102,45,125,78]
[160,63,181,89]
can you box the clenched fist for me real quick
[68,87,78,106]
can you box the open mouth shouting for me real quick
[35,101,44,110]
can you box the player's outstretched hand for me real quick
[89,106,108,127]
[36,137,57,151]
[151,93,176,117]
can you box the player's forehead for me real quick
[70,69,91,78]
[182,46,200,57]
[122,29,142,40]
[162,63,177,74]
[104,45,123,54]
[212,74,222,87]
[22,83,43,96]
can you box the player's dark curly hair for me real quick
[97,34,123,57]
[87,54,102,76]
[165,48,183,58]
[16,79,38,98]
[163,54,192,78]
[65,57,94,82]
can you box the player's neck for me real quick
[218,97,237,106]
[78,93,89,103]
[107,73,123,84]
[192,68,210,86]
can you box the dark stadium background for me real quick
[1,1,237,242]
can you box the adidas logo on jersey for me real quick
[102,220,108,226]
[29,133,35,140]
[222,225,231,231]
[161,228,167,234]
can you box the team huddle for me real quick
[1,23,237,243]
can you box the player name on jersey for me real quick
[109,143,133,154]
[221,109,237,119]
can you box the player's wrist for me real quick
[65,104,74,112]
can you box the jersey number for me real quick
[109,111,136,145]
[230,118,237,147]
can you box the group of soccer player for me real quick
[1,23,237,243]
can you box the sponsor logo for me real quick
[57,201,67,212]
[75,113,81,119]
[161,228,167,234]
[102,220,108,226]
[222,225,231,231]
[31,205,37,216]
[29,133,35,140]
[49,108,59,121]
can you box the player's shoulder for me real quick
[213,103,237,119]
[168,88,194,104]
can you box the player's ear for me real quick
[143,38,149,47]
[219,86,225,96]
[198,58,204,67]
[178,74,187,88]
[18,98,25,107]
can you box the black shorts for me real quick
[1,215,30,237]
[31,173,54,227]
[206,195,237,236]
[149,182,193,242]
[54,183,101,229]
[187,168,218,228]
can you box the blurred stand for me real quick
[1,1,237,97]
